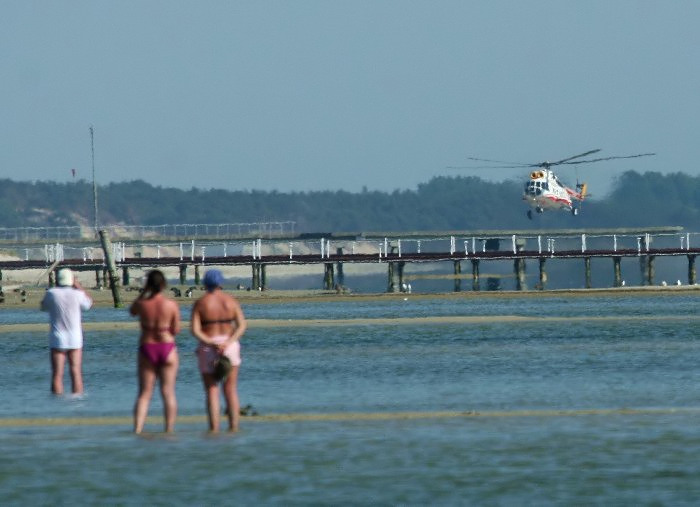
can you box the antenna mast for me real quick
[90,125,99,235]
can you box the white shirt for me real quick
[41,287,93,349]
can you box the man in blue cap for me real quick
[191,269,248,432]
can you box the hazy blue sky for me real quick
[1,1,697,196]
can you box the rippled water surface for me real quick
[1,293,700,505]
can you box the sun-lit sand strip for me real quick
[3,314,700,334]
[2,407,700,428]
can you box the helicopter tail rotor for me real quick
[577,182,588,200]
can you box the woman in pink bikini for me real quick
[130,270,181,434]
[191,269,247,432]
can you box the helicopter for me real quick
[451,149,655,219]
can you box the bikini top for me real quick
[201,318,234,326]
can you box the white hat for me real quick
[56,268,74,287]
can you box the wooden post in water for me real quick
[538,258,547,290]
[471,259,480,291]
[252,263,260,290]
[179,265,187,285]
[324,263,334,290]
[514,258,526,290]
[613,257,622,287]
[122,266,130,287]
[98,230,122,308]
[453,260,461,292]
[194,265,201,286]
[397,261,405,292]
[646,256,655,286]
[336,247,345,287]
[584,257,592,289]
[386,262,395,292]
[688,255,697,285]
[95,268,101,289]
[514,238,527,291]
[48,270,55,287]
[260,264,267,290]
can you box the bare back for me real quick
[191,290,246,343]
[130,293,181,344]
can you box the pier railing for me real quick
[9,230,700,265]
[0,221,296,242]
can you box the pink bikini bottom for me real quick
[140,342,176,368]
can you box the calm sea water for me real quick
[1,293,700,505]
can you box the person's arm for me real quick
[74,280,93,309]
[223,302,247,348]
[190,302,215,345]
[169,300,181,336]
[40,292,50,312]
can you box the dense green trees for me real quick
[0,171,696,232]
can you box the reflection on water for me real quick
[1,293,700,504]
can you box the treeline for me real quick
[1,171,699,231]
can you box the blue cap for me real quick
[203,269,224,289]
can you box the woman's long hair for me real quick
[141,269,167,298]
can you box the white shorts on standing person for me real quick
[41,268,93,395]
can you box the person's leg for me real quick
[159,349,179,433]
[223,366,240,432]
[50,349,66,395]
[66,348,84,394]
[202,374,220,432]
[133,353,157,434]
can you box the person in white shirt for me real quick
[40,268,93,395]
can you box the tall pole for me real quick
[90,125,99,235]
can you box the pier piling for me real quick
[584,257,592,289]
[613,257,622,287]
[179,265,187,285]
[324,263,335,290]
[471,259,480,291]
[538,258,547,290]
[689,255,697,285]
[454,260,462,292]
[336,248,345,287]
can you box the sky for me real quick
[1,1,698,197]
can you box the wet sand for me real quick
[2,283,699,310]
[2,306,699,334]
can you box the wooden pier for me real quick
[1,226,698,297]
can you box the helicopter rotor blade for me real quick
[561,152,656,166]
[463,156,532,166]
[446,157,534,169]
[446,164,533,169]
[549,149,602,166]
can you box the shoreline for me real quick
[0,284,698,310]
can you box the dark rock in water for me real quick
[240,404,259,416]
[224,404,259,416]
[170,287,181,297]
